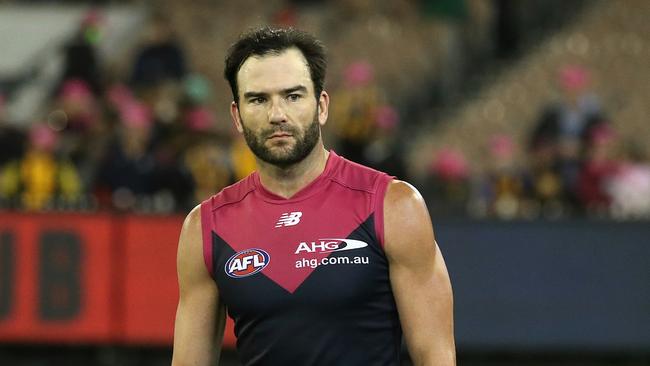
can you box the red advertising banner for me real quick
[0,213,236,347]
[121,215,182,344]
[0,213,114,343]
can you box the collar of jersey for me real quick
[252,150,339,204]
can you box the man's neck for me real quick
[257,144,330,199]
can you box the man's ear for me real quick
[230,101,244,133]
[317,91,329,126]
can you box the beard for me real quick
[241,112,321,168]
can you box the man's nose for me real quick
[268,98,287,124]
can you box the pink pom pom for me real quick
[375,105,399,131]
[559,65,590,91]
[30,124,59,151]
[184,107,215,131]
[120,102,152,129]
[344,61,374,88]
[431,148,469,180]
[60,79,93,103]
[489,134,514,159]
[107,83,135,110]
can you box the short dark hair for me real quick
[224,26,327,103]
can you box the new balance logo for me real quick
[275,212,302,227]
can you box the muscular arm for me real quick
[384,180,455,366]
[172,205,226,366]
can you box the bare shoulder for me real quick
[383,180,436,262]
[177,204,208,280]
[385,180,426,210]
[182,204,203,237]
[178,204,203,252]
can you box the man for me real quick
[172,27,455,366]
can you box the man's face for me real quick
[231,48,328,167]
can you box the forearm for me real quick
[171,310,218,366]
[409,342,456,366]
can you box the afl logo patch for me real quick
[225,249,270,278]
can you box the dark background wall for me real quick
[436,220,650,352]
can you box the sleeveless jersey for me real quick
[200,151,401,365]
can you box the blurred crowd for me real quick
[1,2,648,220]
[0,12,237,213]
[424,64,650,220]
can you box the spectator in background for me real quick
[608,141,650,219]
[58,9,104,96]
[330,62,406,177]
[361,104,407,179]
[100,83,195,212]
[524,139,565,217]
[330,60,407,179]
[19,124,82,210]
[577,124,620,215]
[130,13,187,89]
[56,79,100,135]
[529,64,607,212]
[54,78,106,199]
[95,102,156,211]
[20,125,58,210]
[183,127,233,206]
[0,94,27,208]
[129,13,188,157]
[0,94,26,168]
[425,148,471,217]
[142,74,221,212]
[477,134,526,219]
[330,61,381,164]
[146,105,214,213]
[229,135,257,181]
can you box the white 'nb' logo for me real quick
[275,212,302,228]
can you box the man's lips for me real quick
[267,132,293,139]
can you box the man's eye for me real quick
[287,94,301,101]
[250,97,266,104]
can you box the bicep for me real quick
[172,206,226,366]
[388,241,454,350]
[384,181,455,365]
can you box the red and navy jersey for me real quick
[200,151,401,366]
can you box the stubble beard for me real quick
[241,112,321,169]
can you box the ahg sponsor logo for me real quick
[224,249,270,278]
[294,238,368,254]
